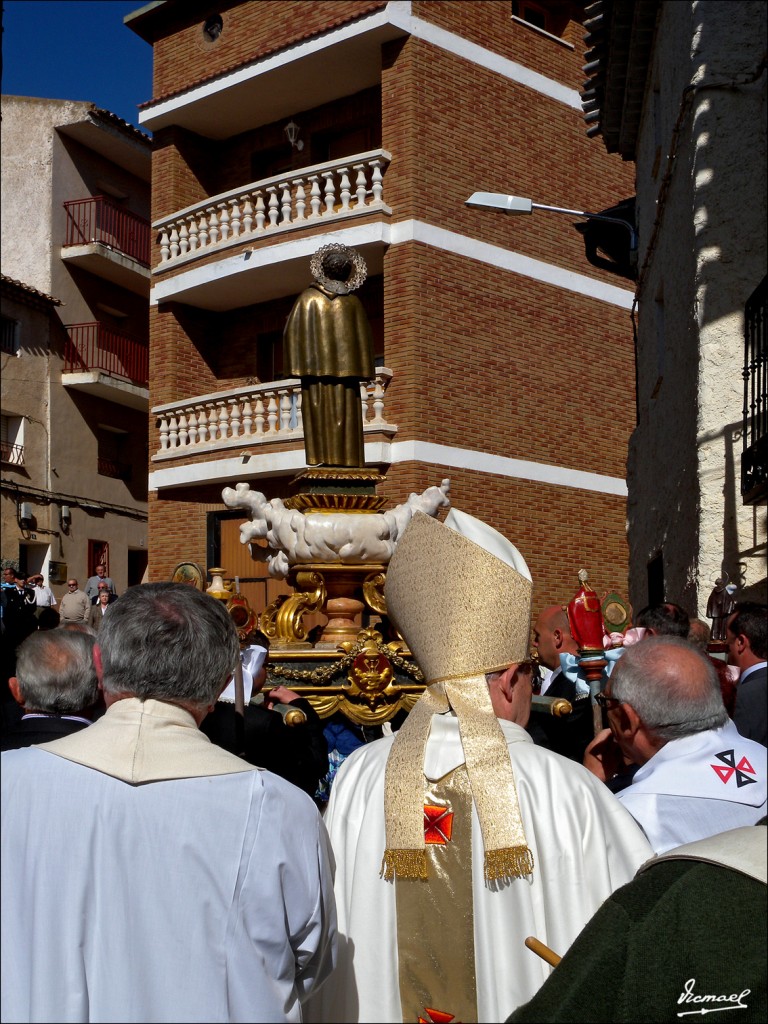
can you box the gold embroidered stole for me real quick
[395,764,478,1024]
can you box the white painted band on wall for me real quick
[148,439,627,497]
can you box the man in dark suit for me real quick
[530,604,594,761]
[1,629,100,750]
[727,602,767,747]
[201,631,328,799]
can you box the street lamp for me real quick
[466,191,637,265]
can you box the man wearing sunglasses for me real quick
[591,636,766,854]
[58,578,90,623]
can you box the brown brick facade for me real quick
[142,0,637,616]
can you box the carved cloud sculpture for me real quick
[222,479,451,577]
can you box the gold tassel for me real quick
[381,848,429,881]
[484,846,534,881]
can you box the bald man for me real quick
[531,605,593,761]
[592,636,766,853]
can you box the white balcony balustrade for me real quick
[155,150,391,268]
[152,369,395,459]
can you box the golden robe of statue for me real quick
[283,245,375,468]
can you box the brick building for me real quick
[1,98,150,594]
[128,0,637,617]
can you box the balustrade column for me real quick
[323,172,336,214]
[158,416,170,450]
[293,179,306,221]
[198,214,209,248]
[242,196,253,234]
[188,217,199,252]
[254,397,266,435]
[371,160,385,204]
[279,183,292,225]
[255,194,266,232]
[339,168,351,211]
[278,390,292,433]
[218,203,230,241]
[267,188,279,228]
[353,164,367,208]
[266,393,279,434]
[371,377,387,423]
[197,406,208,442]
[229,199,241,238]
[308,176,322,219]
[242,399,253,436]
[229,399,241,438]
[188,410,198,445]
[208,207,219,245]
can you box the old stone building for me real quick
[582,0,767,610]
[1,98,150,593]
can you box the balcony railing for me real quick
[742,275,767,504]
[152,369,395,458]
[63,196,151,266]
[0,441,24,466]
[64,323,149,389]
[154,149,391,267]
[98,457,132,481]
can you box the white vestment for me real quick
[1,699,336,1023]
[618,719,767,854]
[305,713,652,1023]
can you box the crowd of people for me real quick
[0,525,765,1023]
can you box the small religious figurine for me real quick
[566,569,605,654]
[706,575,737,643]
[283,243,375,468]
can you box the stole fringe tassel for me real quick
[484,846,535,881]
[381,848,429,881]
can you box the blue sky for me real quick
[1,1,153,129]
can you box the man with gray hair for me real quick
[1,629,99,750]
[1,583,336,1023]
[592,636,766,853]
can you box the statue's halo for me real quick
[310,243,368,295]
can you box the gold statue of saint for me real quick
[283,243,375,467]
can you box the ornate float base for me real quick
[284,466,387,512]
[259,562,390,649]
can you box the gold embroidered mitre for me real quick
[382,509,534,882]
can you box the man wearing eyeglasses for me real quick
[589,636,766,854]
[58,579,90,624]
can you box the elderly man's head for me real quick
[95,565,107,578]
[602,636,727,764]
[11,630,98,714]
[97,583,239,714]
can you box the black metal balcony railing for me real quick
[64,323,149,389]
[63,196,151,267]
[742,275,767,504]
[0,441,25,466]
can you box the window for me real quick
[97,426,131,481]
[511,1,574,39]
[1,315,20,355]
[0,414,24,465]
